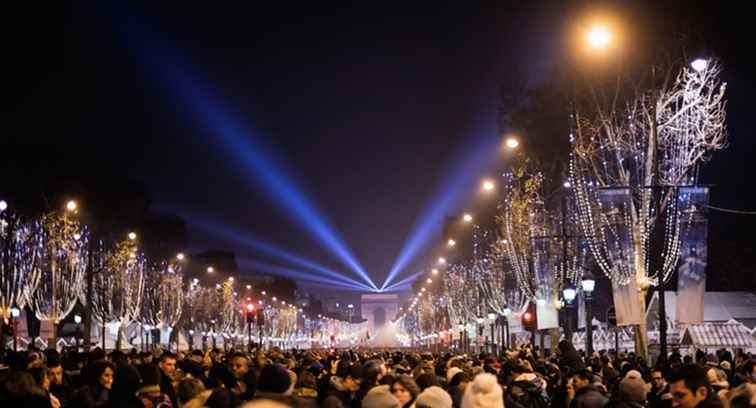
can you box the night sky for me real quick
[6,1,756,300]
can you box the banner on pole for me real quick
[676,187,709,324]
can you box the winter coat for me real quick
[570,384,609,408]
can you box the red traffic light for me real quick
[245,303,255,312]
[523,312,532,321]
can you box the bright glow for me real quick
[582,277,596,293]
[228,277,234,282]
[563,181,572,188]
[74,233,81,241]
[587,25,612,49]
[192,278,199,284]
[438,257,446,265]
[476,317,484,324]
[505,137,519,149]
[128,232,137,240]
[536,298,546,306]
[488,312,496,320]
[189,329,194,335]
[0,200,7,211]
[272,297,277,301]
[10,307,20,318]
[246,303,255,312]
[176,253,185,260]
[246,284,251,289]
[66,200,78,212]
[432,268,439,275]
[262,291,267,295]
[215,284,221,289]
[426,278,432,284]
[191,219,372,290]
[482,180,495,191]
[207,267,214,273]
[563,287,577,302]
[523,312,532,321]
[463,213,473,222]
[447,239,456,247]
[421,287,426,292]
[691,58,708,72]
[238,257,370,291]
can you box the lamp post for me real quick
[562,285,577,342]
[582,274,596,356]
[502,307,511,353]
[487,312,496,354]
[11,307,20,351]
[188,329,194,350]
[74,314,82,351]
[457,322,465,353]
[475,317,485,354]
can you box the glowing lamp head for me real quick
[482,180,495,192]
[487,312,496,320]
[262,290,267,295]
[228,277,234,282]
[207,266,214,273]
[438,257,446,265]
[176,253,185,261]
[582,277,596,294]
[523,311,532,321]
[463,213,473,222]
[128,232,137,241]
[691,58,708,72]
[0,200,7,212]
[246,284,251,289]
[189,329,194,335]
[587,25,612,49]
[563,287,577,303]
[65,200,78,212]
[432,268,439,275]
[447,239,456,247]
[10,307,20,318]
[505,137,519,149]
[503,307,511,316]
[563,181,572,188]
[426,278,432,284]
[246,303,255,312]
[536,298,546,306]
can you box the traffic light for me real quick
[521,303,537,332]
[244,302,255,323]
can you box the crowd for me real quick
[2,340,756,408]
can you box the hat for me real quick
[461,373,503,408]
[362,385,400,408]
[416,386,452,408]
[346,363,364,380]
[720,361,732,371]
[447,367,463,383]
[705,353,719,367]
[257,364,292,394]
[624,369,643,380]
[620,376,648,403]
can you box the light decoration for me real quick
[1,208,39,318]
[569,59,727,354]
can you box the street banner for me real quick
[598,188,644,326]
[676,187,709,324]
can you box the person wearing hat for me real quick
[415,386,452,408]
[322,363,363,408]
[362,385,401,408]
[461,373,503,408]
[254,364,315,408]
[605,375,649,408]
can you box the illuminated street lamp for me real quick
[10,307,20,351]
[691,58,708,72]
[0,200,7,212]
[128,232,137,241]
[505,137,519,149]
[482,179,495,192]
[176,253,185,261]
[207,266,214,273]
[582,272,596,355]
[447,239,456,247]
[462,213,473,223]
[66,200,78,212]
[586,25,612,49]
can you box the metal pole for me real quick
[586,295,594,356]
[659,282,668,360]
[13,318,18,351]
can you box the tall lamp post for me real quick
[457,322,465,353]
[475,317,485,354]
[562,285,577,343]
[487,312,496,355]
[10,307,20,351]
[74,314,82,351]
[582,273,596,356]
[502,307,511,353]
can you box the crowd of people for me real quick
[2,340,756,408]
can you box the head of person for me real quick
[190,349,204,364]
[620,376,649,404]
[573,369,593,389]
[257,364,293,396]
[651,368,666,389]
[90,360,116,390]
[28,367,51,392]
[46,355,64,386]
[390,374,420,406]
[415,386,453,408]
[137,363,163,388]
[726,383,756,408]
[344,363,364,392]
[178,378,205,404]
[669,365,712,408]
[450,371,471,390]
[158,352,177,377]
[362,385,400,408]
[461,373,503,408]
[363,359,387,386]
[228,352,250,379]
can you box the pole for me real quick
[586,294,594,356]
[247,321,252,348]
[505,318,510,350]
[659,281,668,361]
[615,328,619,354]
[490,322,495,355]
[12,318,18,351]
[84,240,94,352]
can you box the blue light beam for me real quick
[106,5,377,290]
[381,122,500,290]
[237,257,371,292]
[191,218,373,291]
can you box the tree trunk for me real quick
[48,322,58,350]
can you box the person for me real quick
[358,360,387,402]
[322,363,363,408]
[47,355,72,408]
[158,352,179,408]
[606,375,648,408]
[461,373,504,408]
[228,352,255,400]
[108,363,143,408]
[30,366,62,408]
[293,370,319,402]
[570,369,608,408]
[73,360,115,408]
[254,363,315,408]
[649,368,672,408]
[668,364,722,408]
[725,383,756,408]
[558,341,586,374]
[4,370,52,408]
[448,371,471,408]
[415,386,453,408]
[390,374,420,408]
[177,378,206,406]
[137,364,174,408]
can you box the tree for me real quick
[570,59,727,357]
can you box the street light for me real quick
[207,266,214,273]
[586,25,612,50]
[582,273,596,355]
[128,232,137,240]
[463,213,473,223]
[10,307,20,351]
[431,269,439,275]
[66,200,78,212]
[0,200,7,212]
[447,239,456,247]
[487,312,497,354]
[691,58,708,72]
[505,137,519,149]
[562,286,577,303]
[482,179,495,192]
[437,257,446,265]
[176,253,185,261]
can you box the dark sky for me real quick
[6,1,756,299]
